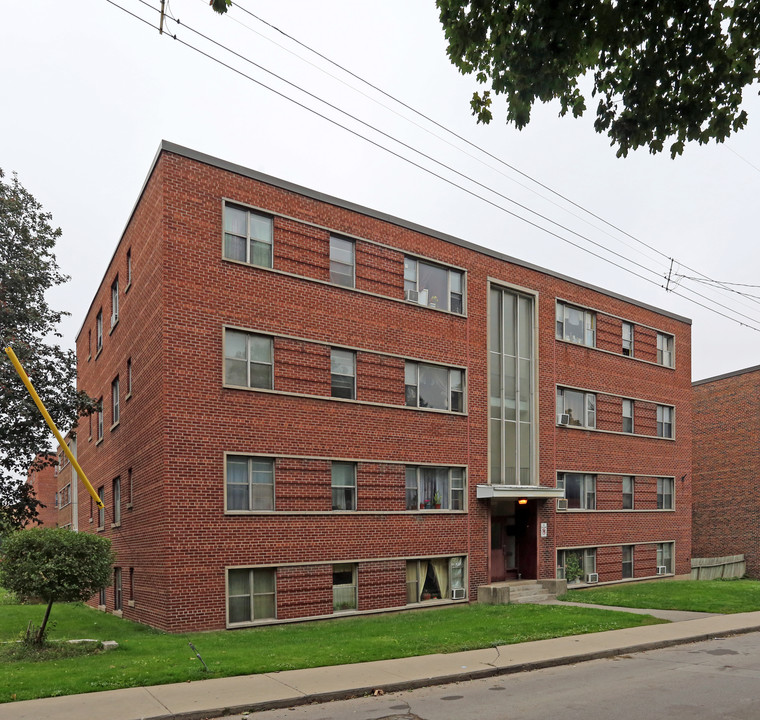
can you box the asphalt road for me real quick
[222,631,760,720]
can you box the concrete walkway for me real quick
[3,609,760,720]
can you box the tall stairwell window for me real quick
[489,286,534,485]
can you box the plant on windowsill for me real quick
[564,554,583,584]
[429,295,439,308]
[433,491,442,509]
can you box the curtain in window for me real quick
[406,561,420,603]
[431,558,449,598]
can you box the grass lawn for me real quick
[561,579,760,614]
[0,600,663,703]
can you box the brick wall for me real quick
[74,146,691,632]
[693,367,760,577]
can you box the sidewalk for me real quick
[3,609,760,720]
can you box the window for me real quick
[556,301,596,346]
[114,568,122,611]
[111,377,120,426]
[96,398,104,441]
[490,287,534,485]
[227,568,276,624]
[557,548,596,581]
[332,564,357,612]
[657,333,674,367]
[330,349,355,399]
[656,405,674,438]
[622,399,634,433]
[60,484,71,507]
[97,486,105,529]
[129,568,134,603]
[87,329,92,359]
[126,358,132,397]
[223,204,273,268]
[622,545,634,579]
[331,462,356,510]
[226,456,274,511]
[622,322,634,356]
[329,236,355,288]
[657,542,674,574]
[224,329,273,389]
[556,388,596,428]
[657,477,674,509]
[623,476,634,509]
[406,466,465,510]
[96,310,103,353]
[126,248,132,288]
[405,362,464,412]
[112,477,121,525]
[406,557,466,603]
[110,277,119,328]
[558,473,596,510]
[404,257,464,314]
[99,587,106,606]
[127,467,133,506]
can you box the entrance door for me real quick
[490,516,517,581]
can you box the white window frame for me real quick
[656,332,674,367]
[405,361,465,413]
[96,310,103,353]
[110,277,119,328]
[331,461,356,511]
[656,405,674,438]
[330,348,356,399]
[97,486,105,529]
[329,235,355,288]
[557,548,597,580]
[556,387,596,428]
[224,329,274,389]
[114,567,122,611]
[112,476,121,525]
[622,321,634,356]
[556,301,596,347]
[406,556,467,603]
[225,455,275,512]
[405,466,466,510]
[403,256,464,314]
[126,248,132,288]
[622,398,634,433]
[227,567,277,625]
[657,477,674,510]
[657,542,674,574]
[223,203,274,268]
[622,476,634,509]
[332,563,357,612]
[97,398,104,441]
[126,358,132,397]
[111,377,120,427]
[622,545,634,578]
[557,473,596,510]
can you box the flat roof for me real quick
[77,140,692,339]
[693,363,760,386]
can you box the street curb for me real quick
[140,623,760,720]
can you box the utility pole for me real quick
[159,0,166,34]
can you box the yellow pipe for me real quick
[3,346,104,509]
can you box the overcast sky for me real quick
[2,0,759,382]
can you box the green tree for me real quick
[0,527,115,643]
[0,169,96,531]
[436,0,760,157]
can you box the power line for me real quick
[105,0,760,333]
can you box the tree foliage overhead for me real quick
[0,169,96,531]
[0,527,114,643]
[436,0,760,157]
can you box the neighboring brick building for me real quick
[692,365,760,577]
[25,456,57,527]
[73,141,692,632]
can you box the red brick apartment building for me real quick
[25,458,57,527]
[73,141,692,632]
[693,365,760,577]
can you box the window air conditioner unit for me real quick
[451,588,466,600]
[656,565,668,575]
[586,573,599,584]
[558,413,570,425]
[404,289,419,302]
[556,498,568,511]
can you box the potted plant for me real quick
[433,491,442,509]
[564,554,583,584]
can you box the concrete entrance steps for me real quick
[478,579,567,605]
